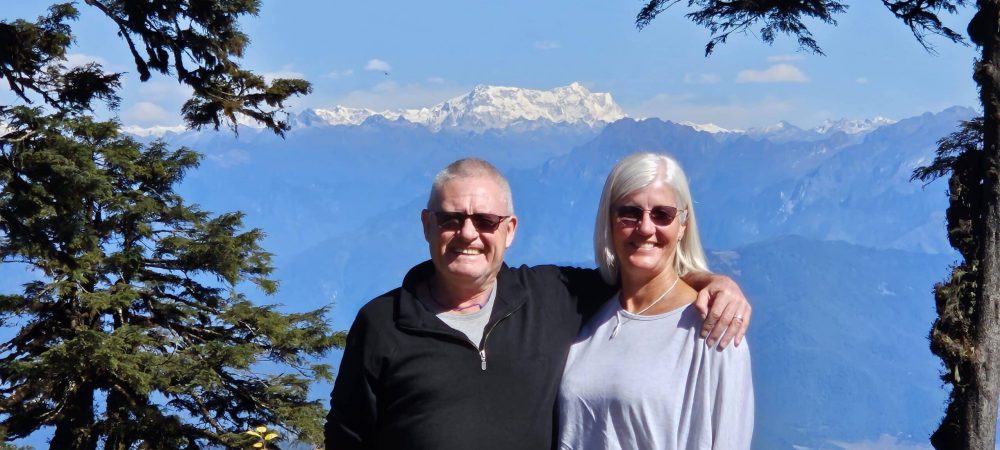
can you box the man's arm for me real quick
[681,271,751,349]
[555,266,619,320]
[325,315,378,450]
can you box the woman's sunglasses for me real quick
[614,205,684,227]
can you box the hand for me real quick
[692,273,751,349]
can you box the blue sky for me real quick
[4,1,980,129]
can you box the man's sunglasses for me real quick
[430,211,510,232]
[615,205,684,227]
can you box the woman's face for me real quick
[611,182,687,282]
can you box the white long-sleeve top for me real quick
[558,296,754,450]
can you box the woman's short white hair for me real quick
[594,152,709,284]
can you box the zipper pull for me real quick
[479,349,487,371]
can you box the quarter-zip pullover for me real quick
[325,261,610,450]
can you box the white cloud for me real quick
[767,54,805,62]
[533,40,560,50]
[121,101,181,127]
[856,77,870,84]
[326,69,355,79]
[262,66,305,83]
[683,73,721,84]
[627,92,797,129]
[64,53,107,68]
[736,64,809,83]
[827,434,931,450]
[427,76,445,84]
[335,82,468,111]
[365,59,392,73]
[135,80,193,101]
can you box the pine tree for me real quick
[632,1,1000,448]
[913,117,986,448]
[1,1,339,448]
[0,106,339,449]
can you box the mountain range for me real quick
[124,83,898,139]
[3,83,980,449]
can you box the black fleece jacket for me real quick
[325,261,611,450]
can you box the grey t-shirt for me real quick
[420,283,496,347]
[558,296,754,450]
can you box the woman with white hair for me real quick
[558,152,754,449]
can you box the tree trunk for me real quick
[968,1,1000,448]
[49,380,98,450]
[104,389,135,450]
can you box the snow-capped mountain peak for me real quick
[301,83,626,132]
[679,121,742,134]
[740,116,897,143]
[756,120,801,133]
[308,106,379,127]
[121,124,187,137]
[813,117,896,135]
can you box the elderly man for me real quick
[325,158,750,450]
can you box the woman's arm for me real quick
[710,341,755,449]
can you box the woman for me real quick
[558,152,754,449]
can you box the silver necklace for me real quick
[610,275,680,339]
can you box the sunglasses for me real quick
[430,211,510,232]
[614,205,684,227]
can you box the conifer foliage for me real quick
[912,118,986,448]
[0,107,338,448]
[1,1,311,135]
[1,1,337,448]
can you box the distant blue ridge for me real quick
[0,106,975,448]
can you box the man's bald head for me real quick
[427,158,514,215]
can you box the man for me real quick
[325,158,750,450]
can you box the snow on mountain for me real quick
[747,120,802,135]
[308,106,379,126]
[234,113,267,130]
[307,82,626,132]
[814,116,896,134]
[742,116,897,143]
[678,121,742,134]
[119,81,898,139]
[121,124,187,137]
[123,112,268,137]
[744,120,813,142]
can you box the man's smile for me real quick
[450,247,485,255]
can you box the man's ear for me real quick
[421,209,433,243]
[505,215,518,248]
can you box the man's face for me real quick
[422,176,517,288]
